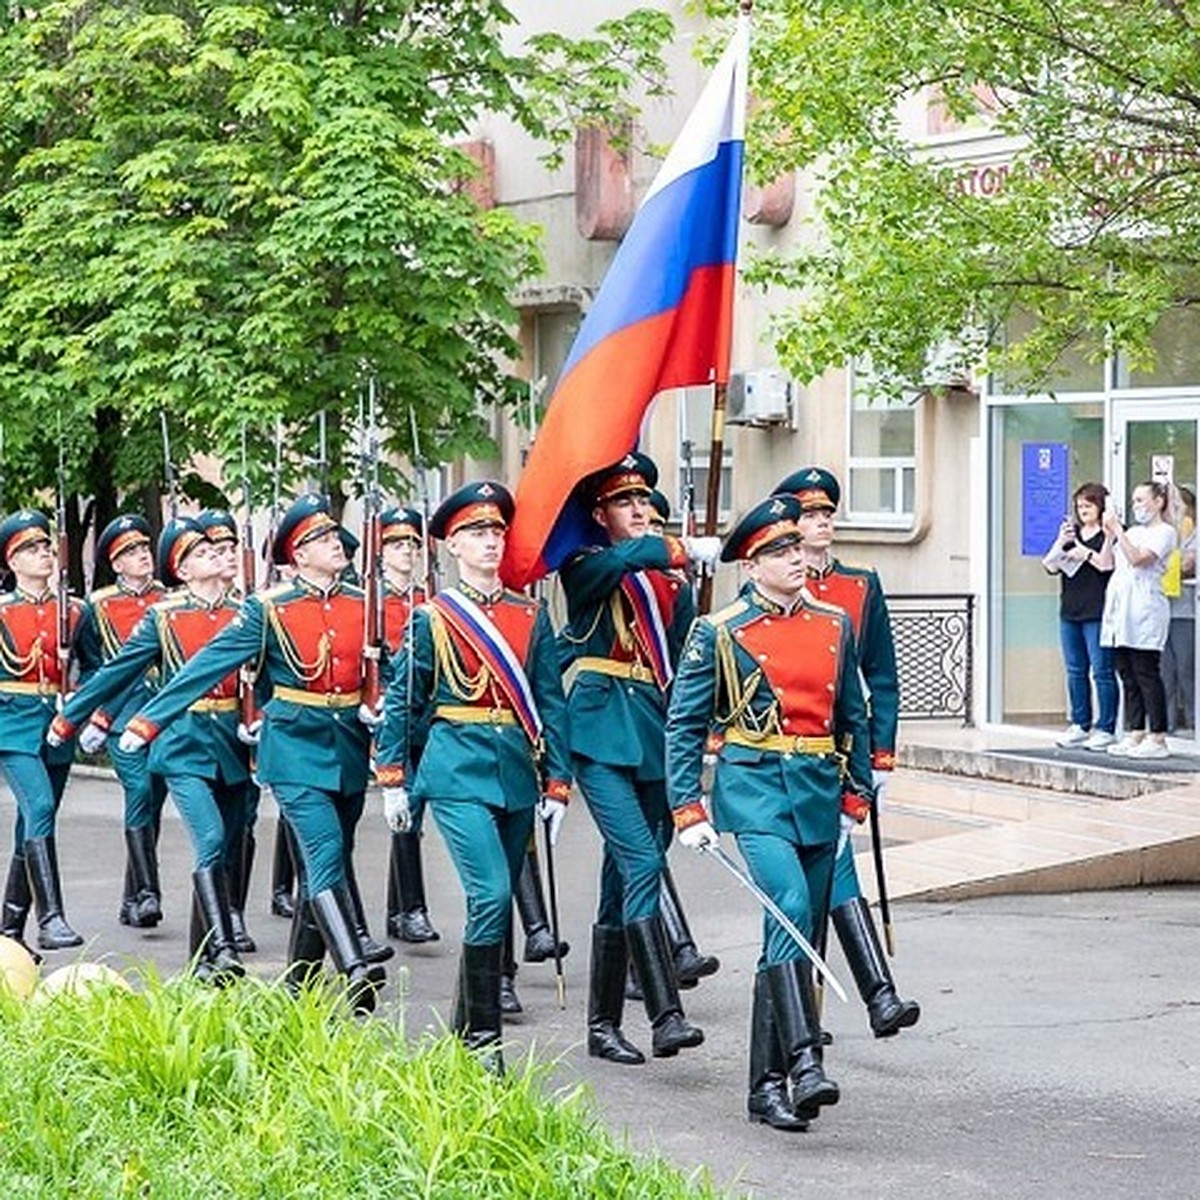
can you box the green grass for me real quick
[0,970,724,1199]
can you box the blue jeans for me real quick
[1061,618,1117,733]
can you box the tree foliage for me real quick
[0,0,673,516]
[715,0,1200,392]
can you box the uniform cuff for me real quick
[376,763,406,787]
[663,535,689,570]
[543,779,571,803]
[125,715,161,743]
[49,714,75,741]
[841,792,871,824]
[90,709,113,732]
[673,800,709,831]
[871,749,896,771]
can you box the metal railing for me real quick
[889,593,975,725]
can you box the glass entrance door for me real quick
[1111,403,1200,744]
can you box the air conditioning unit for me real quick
[727,369,793,426]
[919,338,980,394]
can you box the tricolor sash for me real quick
[430,589,543,745]
[619,571,673,690]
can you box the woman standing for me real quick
[1042,483,1118,750]
[1101,481,1177,758]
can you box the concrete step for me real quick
[869,750,1200,902]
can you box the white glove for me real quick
[837,811,857,856]
[236,719,262,746]
[383,786,412,833]
[79,722,108,754]
[679,819,719,851]
[45,725,66,749]
[358,700,385,729]
[872,769,889,807]
[118,729,148,754]
[682,536,722,570]
[537,796,568,847]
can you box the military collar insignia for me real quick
[458,580,503,605]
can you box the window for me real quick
[846,363,917,527]
[679,386,733,529]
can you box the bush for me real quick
[0,970,723,1198]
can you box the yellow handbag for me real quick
[1163,548,1183,598]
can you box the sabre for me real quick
[540,818,567,1009]
[703,843,847,1002]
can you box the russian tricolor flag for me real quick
[502,20,749,588]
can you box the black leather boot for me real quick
[124,825,163,928]
[386,831,440,942]
[747,970,807,1130]
[832,897,921,1038]
[309,887,386,1014]
[515,845,568,963]
[587,924,645,1065]
[270,819,296,918]
[227,828,256,953]
[499,918,523,1015]
[0,852,41,963]
[765,959,839,1120]
[284,898,327,993]
[24,837,83,950]
[626,916,704,1057]
[191,866,245,983]
[343,857,393,964]
[661,864,718,987]
[454,941,505,1074]
[118,857,137,926]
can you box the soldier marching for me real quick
[0,440,916,1132]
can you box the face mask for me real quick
[1132,504,1153,525]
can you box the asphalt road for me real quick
[23,770,1200,1199]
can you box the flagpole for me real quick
[697,0,751,615]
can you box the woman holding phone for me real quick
[1043,482,1117,750]
[1100,480,1177,758]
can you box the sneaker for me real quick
[1126,739,1170,760]
[1056,724,1089,747]
[1106,738,1139,757]
[1082,730,1117,751]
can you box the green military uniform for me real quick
[73,513,168,928]
[0,509,84,952]
[557,452,704,1065]
[776,465,919,1039]
[666,493,873,1131]
[376,481,571,1065]
[124,497,386,1009]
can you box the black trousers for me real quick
[1114,646,1167,734]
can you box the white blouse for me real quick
[1100,521,1177,650]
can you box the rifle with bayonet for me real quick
[409,406,436,597]
[360,382,385,714]
[55,433,72,680]
[160,412,179,520]
[238,425,263,735]
[266,417,284,586]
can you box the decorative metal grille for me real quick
[889,593,974,725]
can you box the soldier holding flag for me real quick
[557,453,718,1065]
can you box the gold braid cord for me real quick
[263,598,330,683]
[0,618,41,678]
[713,623,781,740]
[428,608,489,702]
